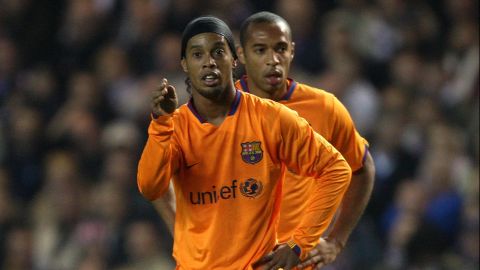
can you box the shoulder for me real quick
[295,83,359,135]
[295,82,337,104]
[241,91,300,123]
[296,84,354,126]
[289,82,340,118]
[241,91,286,112]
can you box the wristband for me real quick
[286,239,302,257]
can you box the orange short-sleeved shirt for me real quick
[137,90,351,269]
[236,77,368,247]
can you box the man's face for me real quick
[181,33,235,100]
[239,22,294,94]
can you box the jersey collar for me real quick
[238,75,297,101]
[187,89,242,123]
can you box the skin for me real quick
[298,154,375,269]
[237,20,375,269]
[238,21,294,100]
[152,31,301,269]
[252,245,300,270]
[152,184,175,236]
[180,33,237,125]
[153,33,237,124]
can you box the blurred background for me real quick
[0,0,478,269]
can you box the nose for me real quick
[266,50,280,66]
[203,55,217,68]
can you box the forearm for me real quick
[152,183,176,235]
[326,152,375,245]
[137,117,178,200]
[291,155,352,258]
[278,111,353,255]
[291,172,350,257]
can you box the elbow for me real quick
[137,173,155,201]
[137,171,168,201]
[136,145,172,201]
[329,155,352,190]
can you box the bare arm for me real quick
[298,151,375,269]
[253,107,352,270]
[328,150,375,245]
[152,182,176,235]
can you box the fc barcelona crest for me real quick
[241,141,263,164]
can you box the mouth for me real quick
[265,70,283,85]
[201,72,220,86]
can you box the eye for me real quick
[254,48,265,54]
[276,46,287,53]
[192,51,202,58]
[214,48,225,56]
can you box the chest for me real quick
[174,116,283,202]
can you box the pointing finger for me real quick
[166,85,177,99]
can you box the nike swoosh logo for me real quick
[186,162,200,169]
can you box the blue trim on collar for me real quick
[239,76,250,92]
[280,78,297,101]
[240,76,296,100]
[187,90,242,123]
[228,90,242,116]
[187,99,207,123]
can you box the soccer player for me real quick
[236,12,375,269]
[137,16,352,270]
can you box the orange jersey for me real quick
[137,90,351,269]
[236,77,368,248]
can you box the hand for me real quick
[152,78,178,116]
[252,244,301,270]
[297,237,344,269]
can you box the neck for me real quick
[191,83,236,125]
[248,79,288,101]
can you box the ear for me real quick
[181,59,188,72]
[290,42,295,60]
[236,46,246,65]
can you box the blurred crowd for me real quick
[0,0,478,269]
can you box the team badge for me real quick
[241,141,263,164]
[240,178,263,198]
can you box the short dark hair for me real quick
[239,11,292,47]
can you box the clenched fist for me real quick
[152,78,178,116]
